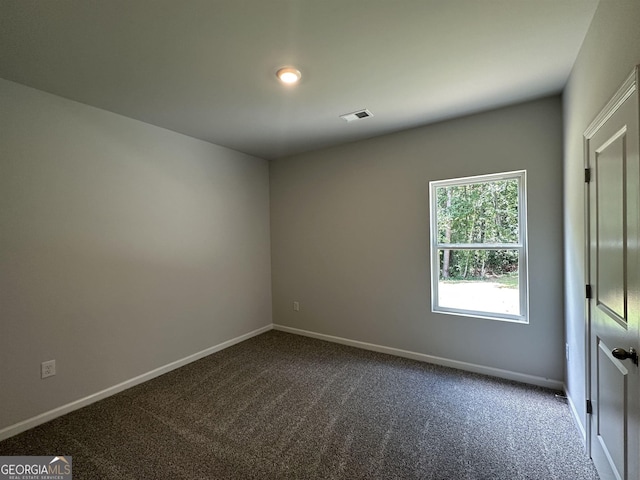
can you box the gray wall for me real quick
[271,96,564,382]
[0,78,272,431]
[563,0,640,439]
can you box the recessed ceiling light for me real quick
[276,67,302,85]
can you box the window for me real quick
[429,171,528,323]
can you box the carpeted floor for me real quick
[0,330,599,479]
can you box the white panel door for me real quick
[587,69,639,480]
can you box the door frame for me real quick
[583,66,639,462]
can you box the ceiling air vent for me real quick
[340,109,374,122]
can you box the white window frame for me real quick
[429,170,529,323]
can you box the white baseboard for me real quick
[565,385,587,448]
[274,324,564,390]
[0,324,273,442]
[1,323,565,442]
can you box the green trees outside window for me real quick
[430,171,528,322]
[437,179,519,280]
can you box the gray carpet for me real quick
[0,330,599,479]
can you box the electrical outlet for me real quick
[41,360,56,379]
[293,301,300,312]
[565,343,570,361]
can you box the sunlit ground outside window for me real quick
[436,247,521,317]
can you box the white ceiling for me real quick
[0,0,599,160]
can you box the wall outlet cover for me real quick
[41,360,56,379]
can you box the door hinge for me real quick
[586,399,593,415]
[585,168,591,183]
[586,284,593,299]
